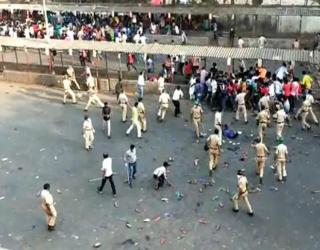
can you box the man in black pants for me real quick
[153,162,171,190]
[172,85,184,117]
[97,153,117,197]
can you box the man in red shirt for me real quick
[127,53,137,72]
[283,80,292,99]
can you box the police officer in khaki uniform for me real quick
[190,102,203,143]
[66,65,79,86]
[157,89,170,122]
[62,75,80,104]
[83,115,95,150]
[235,90,248,123]
[259,94,271,116]
[251,138,269,184]
[118,90,128,123]
[295,99,311,130]
[256,105,270,142]
[306,90,319,125]
[84,75,104,111]
[137,97,147,132]
[232,169,254,216]
[40,183,57,231]
[273,103,289,141]
[274,139,289,182]
[206,129,221,177]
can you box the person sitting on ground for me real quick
[223,124,239,140]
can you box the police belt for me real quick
[277,121,284,124]
[259,121,267,124]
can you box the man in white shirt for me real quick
[82,115,95,151]
[153,162,170,190]
[172,85,184,117]
[158,89,171,121]
[200,67,208,84]
[275,62,288,81]
[97,153,117,196]
[40,183,57,231]
[258,36,267,48]
[137,71,145,99]
[124,144,137,188]
[214,108,223,145]
[238,37,244,48]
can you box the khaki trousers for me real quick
[214,125,222,146]
[139,114,147,131]
[102,120,111,137]
[63,89,76,103]
[232,192,253,213]
[309,107,318,124]
[208,149,220,171]
[258,123,267,141]
[126,120,142,138]
[158,104,169,120]
[42,203,57,227]
[256,157,266,178]
[236,104,247,122]
[193,118,201,138]
[301,111,310,129]
[85,94,104,110]
[83,131,94,149]
[120,104,127,122]
[276,122,284,139]
[277,159,287,181]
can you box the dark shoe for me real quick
[232,208,239,213]
[132,175,136,180]
[48,225,55,231]
[209,170,213,177]
[122,120,127,123]
[277,178,283,182]
[113,194,117,198]
[126,133,129,136]
[96,188,103,194]
[84,109,88,112]
[248,212,254,217]
[259,177,263,185]
[62,102,66,105]
[129,183,133,188]
[108,136,111,139]
[282,176,287,182]
[245,121,248,124]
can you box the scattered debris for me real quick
[0,196,5,200]
[160,238,166,245]
[1,158,8,162]
[194,158,199,166]
[56,189,62,194]
[113,201,119,208]
[153,216,161,222]
[121,239,136,245]
[161,198,169,203]
[223,162,229,168]
[143,218,151,222]
[187,179,198,184]
[54,156,58,161]
[227,146,240,152]
[219,187,230,194]
[215,224,221,231]
[177,235,185,240]
[125,222,132,228]
[311,190,320,194]
[168,157,174,162]
[198,218,208,224]
[218,202,224,208]
[175,191,184,201]
[134,208,141,213]
[269,186,279,192]
[249,187,262,193]
[71,234,79,240]
[35,176,40,179]
[199,188,203,193]
[212,195,219,201]
[17,167,23,170]
[93,242,102,248]
[39,148,46,152]
[145,235,150,241]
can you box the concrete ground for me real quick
[0,82,320,250]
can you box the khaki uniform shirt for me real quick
[259,95,270,110]
[159,93,170,105]
[118,93,128,104]
[63,78,72,91]
[83,118,94,132]
[191,106,203,119]
[236,92,246,105]
[302,100,310,112]
[254,142,268,157]
[207,134,220,150]
[41,190,54,207]
[275,109,287,123]
[237,175,248,195]
[256,110,270,124]
[275,144,288,161]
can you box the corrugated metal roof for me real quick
[0,37,319,63]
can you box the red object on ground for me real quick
[151,0,162,5]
